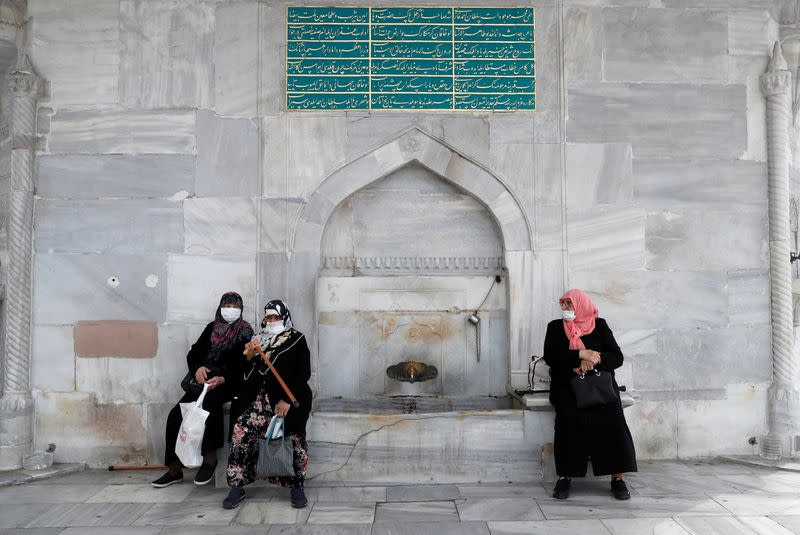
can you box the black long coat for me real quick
[229,329,313,437]
[543,317,637,477]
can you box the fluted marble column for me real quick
[761,42,800,460]
[0,55,43,470]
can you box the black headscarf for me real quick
[209,291,253,363]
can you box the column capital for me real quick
[7,55,42,99]
[762,42,792,97]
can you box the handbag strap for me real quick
[195,383,210,408]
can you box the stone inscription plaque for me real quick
[286,6,535,111]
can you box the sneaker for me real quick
[223,487,247,509]
[151,471,183,488]
[552,477,571,500]
[194,463,216,486]
[611,477,631,500]
[290,487,308,509]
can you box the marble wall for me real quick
[19,0,777,468]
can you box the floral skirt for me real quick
[226,393,309,489]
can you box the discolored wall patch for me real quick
[74,320,158,358]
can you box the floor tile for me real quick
[60,528,162,535]
[386,485,462,502]
[717,475,800,494]
[24,503,153,528]
[371,521,490,535]
[304,487,387,502]
[132,502,237,526]
[676,516,796,535]
[625,475,741,496]
[234,501,313,525]
[601,518,690,534]
[0,483,101,503]
[158,528,269,535]
[0,529,63,535]
[307,502,375,524]
[770,516,800,534]
[681,460,760,476]
[715,495,800,516]
[538,494,730,519]
[456,498,544,521]
[375,501,460,522]
[458,484,549,499]
[487,519,611,534]
[267,525,371,535]
[88,483,196,503]
[0,504,55,528]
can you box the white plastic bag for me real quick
[175,383,210,468]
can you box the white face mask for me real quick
[263,321,284,336]
[220,307,241,323]
[562,310,576,322]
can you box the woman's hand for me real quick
[243,340,261,360]
[572,360,596,374]
[206,376,225,390]
[579,349,601,364]
[195,366,211,383]
[274,400,291,418]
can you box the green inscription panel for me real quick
[286,6,535,111]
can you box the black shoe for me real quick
[194,463,216,486]
[151,471,183,488]
[552,477,571,499]
[611,477,631,500]
[290,487,308,509]
[223,487,247,509]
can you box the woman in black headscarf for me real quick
[223,299,313,510]
[152,292,253,488]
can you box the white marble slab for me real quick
[565,143,633,208]
[234,502,312,525]
[132,502,237,526]
[214,2,259,117]
[716,475,800,495]
[487,519,610,534]
[386,485,462,503]
[374,502,459,523]
[59,529,163,535]
[601,517,690,534]
[675,516,795,535]
[371,521,489,535]
[30,325,75,392]
[184,197,258,254]
[457,484,550,500]
[456,498,544,521]
[196,111,259,197]
[120,0,214,108]
[714,495,800,516]
[48,109,196,155]
[602,8,727,83]
[304,487,387,503]
[564,7,603,82]
[87,483,195,504]
[567,206,645,271]
[0,484,100,504]
[307,502,376,524]
[0,504,56,529]
[267,525,371,535]
[623,476,741,496]
[25,503,155,528]
[770,516,800,534]
[538,494,730,519]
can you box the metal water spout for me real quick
[386,360,438,384]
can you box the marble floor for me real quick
[2,460,800,534]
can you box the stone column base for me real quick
[0,396,32,470]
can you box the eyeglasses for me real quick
[558,299,572,306]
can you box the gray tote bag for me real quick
[256,417,294,478]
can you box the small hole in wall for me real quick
[107,276,119,288]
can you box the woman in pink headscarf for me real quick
[543,289,637,501]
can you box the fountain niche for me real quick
[315,164,511,411]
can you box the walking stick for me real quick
[254,345,301,409]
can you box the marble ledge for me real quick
[513,390,636,410]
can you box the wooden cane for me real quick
[254,345,301,409]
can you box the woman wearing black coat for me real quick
[543,289,637,501]
[152,292,253,488]
[223,299,313,510]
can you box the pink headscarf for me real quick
[561,289,599,350]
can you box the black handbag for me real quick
[570,369,617,409]
[181,369,215,395]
